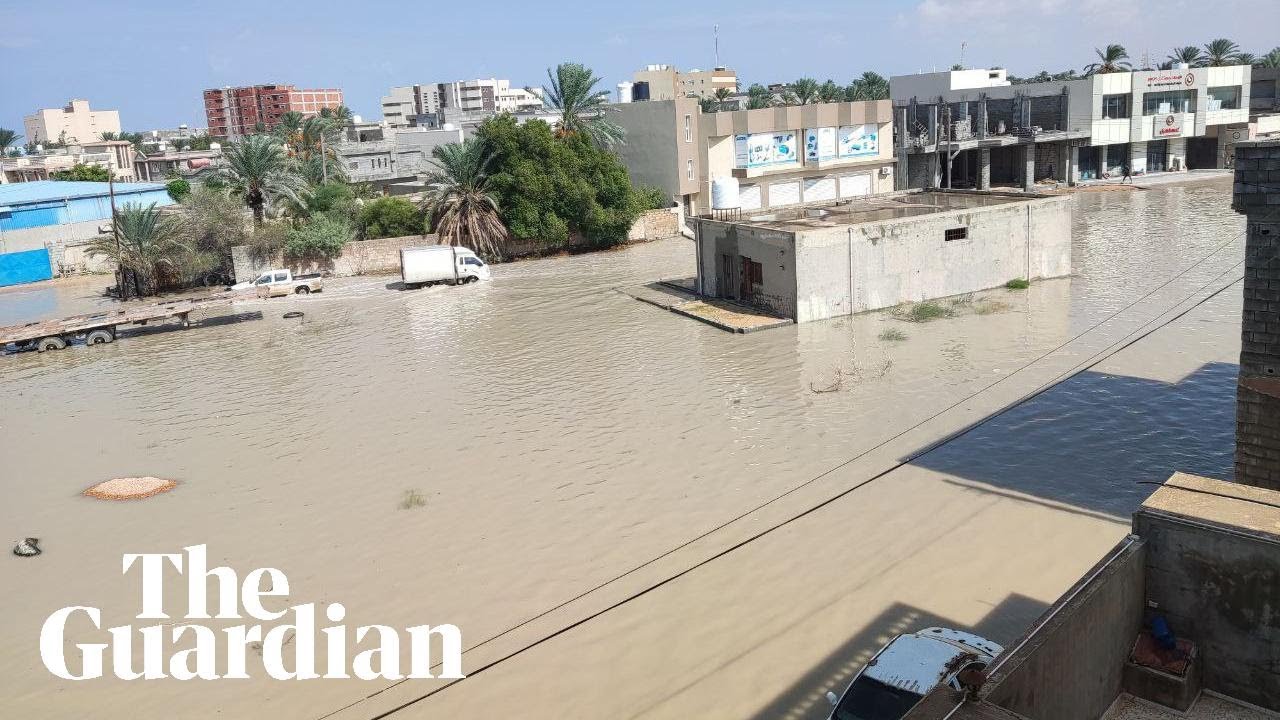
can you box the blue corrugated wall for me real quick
[0,188,174,231]
[0,248,54,287]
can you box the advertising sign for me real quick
[734,132,797,168]
[805,127,837,161]
[1155,113,1183,138]
[1143,71,1196,89]
[837,124,879,158]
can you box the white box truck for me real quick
[400,246,491,289]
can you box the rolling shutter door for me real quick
[769,180,801,207]
[803,177,837,203]
[840,173,872,198]
[739,184,761,210]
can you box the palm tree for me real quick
[1235,52,1257,66]
[1203,38,1241,66]
[542,62,624,147]
[1167,46,1205,67]
[1085,44,1131,74]
[746,84,775,110]
[713,87,734,103]
[98,131,120,141]
[787,78,819,105]
[845,71,890,101]
[1260,48,1280,68]
[0,128,21,156]
[818,79,844,104]
[319,104,353,126]
[87,203,192,296]
[421,139,509,262]
[212,135,308,225]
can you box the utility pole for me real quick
[320,131,328,184]
[714,25,720,67]
[108,169,127,301]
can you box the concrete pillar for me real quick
[977,98,988,139]
[978,147,991,190]
[927,104,938,146]
[926,153,940,189]
[1231,139,1280,490]
[1168,137,1187,172]
[1130,141,1147,175]
[1021,144,1035,192]
[1068,145,1079,186]
[895,106,910,191]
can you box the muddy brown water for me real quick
[0,179,1245,718]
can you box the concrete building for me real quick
[23,99,121,145]
[203,85,344,138]
[381,79,543,128]
[0,139,137,183]
[133,148,223,181]
[892,65,1252,190]
[691,189,1071,323]
[612,97,702,211]
[335,122,465,193]
[630,64,738,101]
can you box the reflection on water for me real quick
[0,179,1246,718]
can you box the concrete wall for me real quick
[232,234,437,282]
[1134,474,1280,711]
[694,218,797,318]
[627,208,680,242]
[980,538,1147,720]
[793,193,1071,321]
[612,100,683,202]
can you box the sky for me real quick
[2,0,1278,135]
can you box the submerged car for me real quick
[825,627,1003,720]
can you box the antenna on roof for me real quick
[960,41,967,69]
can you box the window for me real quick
[1143,90,1195,115]
[273,273,288,282]
[1101,94,1130,119]
[944,227,968,242]
[686,159,694,180]
[684,114,692,142]
[1207,86,1240,111]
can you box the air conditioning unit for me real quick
[880,166,893,176]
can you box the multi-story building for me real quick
[0,139,137,183]
[629,64,738,102]
[891,65,1252,190]
[613,98,896,218]
[133,149,223,182]
[203,85,344,138]
[334,122,465,193]
[23,99,121,145]
[380,79,543,128]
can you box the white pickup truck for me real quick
[231,269,324,297]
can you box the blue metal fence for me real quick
[0,248,54,287]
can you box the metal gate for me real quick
[0,248,53,287]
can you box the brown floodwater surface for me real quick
[0,179,1245,719]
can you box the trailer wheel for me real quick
[36,336,68,352]
[86,328,115,345]
[295,286,310,294]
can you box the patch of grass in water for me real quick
[878,327,909,341]
[893,301,956,323]
[974,300,1013,315]
[1005,278,1031,290]
[399,489,427,510]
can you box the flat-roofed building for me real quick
[23,99,121,145]
[203,84,344,138]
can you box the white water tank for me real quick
[617,82,634,103]
[711,176,741,210]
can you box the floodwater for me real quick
[0,178,1245,719]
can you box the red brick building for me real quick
[203,84,344,138]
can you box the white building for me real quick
[381,79,543,127]
[23,99,121,145]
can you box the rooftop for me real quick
[0,180,167,207]
[716,190,1037,232]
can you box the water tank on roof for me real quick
[711,177,741,210]
[442,123,457,131]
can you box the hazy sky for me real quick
[3,0,1277,135]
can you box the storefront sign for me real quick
[837,124,879,158]
[1155,113,1183,137]
[734,132,798,168]
[805,127,837,161]
[1144,71,1195,89]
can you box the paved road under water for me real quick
[0,179,1246,719]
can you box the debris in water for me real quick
[84,476,177,501]
[283,311,304,319]
[13,537,41,557]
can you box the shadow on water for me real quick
[122,310,265,337]
[742,595,1049,720]
[910,363,1238,517]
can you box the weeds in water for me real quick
[808,359,894,393]
[809,368,844,394]
[893,301,956,323]
[399,489,427,510]
[949,293,975,307]
[879,327,909,342]
[1006,278,1031,290]
[974,300,1012,315]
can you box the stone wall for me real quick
[231,234,436,283]
[628,208,680,242]
[1232,140,1280,490]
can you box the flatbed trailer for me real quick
[0,293,236,353]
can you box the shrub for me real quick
[633,185,671,211]
[878,327,908,341]
[166,178,191,202]
[893,301,955,323]
[51,163,110,182]
[284,216,353,259]
[358,196,424,239]
[1006,278,1031,290]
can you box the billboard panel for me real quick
[838,124,879,158]
[735,132,798,168]
[805,127,837,161]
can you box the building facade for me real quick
[203,85,344,138]
[381,79,543,128]
[23,99,121,145]
[334,123,465,193]
[630,64,738,101]
[1,139,137,183]
[891,66,1252,190]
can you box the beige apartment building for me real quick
[24,99,121,145]
[630,64,738,101]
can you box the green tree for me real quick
[51,163,111,181]
[0,128,22,156]
[87,203,195,296]
[1167,46,1205,67]
[1085,44,1132,74]
[787,78,820,105]
[213,135,307,225]
[845,72,890,100]
[746,83,775,109]
[358,196,425,239]
[181,185,252,280]
[543,62,625,147]
[699,97,718,114]
[166,178,191,202]
[1260,48,1280,68]
[1203,38,1241,66]
[284,214,352,259]
[713,87,734,102]
[421,138,509,261]
[818,80,844,103]
[1235,52,1257,66]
